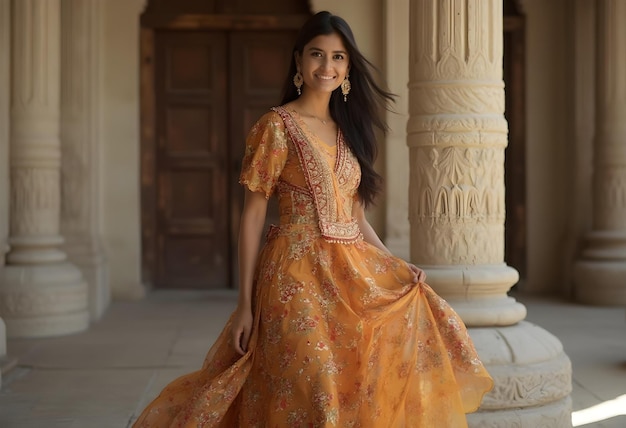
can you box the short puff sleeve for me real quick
[239,111,288,199]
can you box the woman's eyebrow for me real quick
[307,46,348,55]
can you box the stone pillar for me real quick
[0,0,89,338]
[60,0,110,320]
[0,0,10,387]
[574,0,626,305]
[383,0,411,261]
[408,1,572,425]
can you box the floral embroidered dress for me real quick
[133,106,493,428]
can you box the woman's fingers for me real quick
[407,263,426,284]
[231,307,253,356]
[233,327,245,355]
[241,326,251,354]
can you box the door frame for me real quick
[139,13,308,288]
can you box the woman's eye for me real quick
[311,51,322,57]
[333,54,345,60]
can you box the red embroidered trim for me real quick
[272,106,361,243]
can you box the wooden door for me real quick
[228,31,297,283]
[154,31,229,289]
[147,29,296,289]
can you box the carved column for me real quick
[408,1,572,425]
[574,0,626,305]
[0,0,10,386]
[60,0,110,320]
[0,0,89,338]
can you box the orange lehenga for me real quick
[134,106,493,428]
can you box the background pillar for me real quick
[408,0,572,425]
[0,0,89,338]
[574,0,626,305]
[60,0,110,320]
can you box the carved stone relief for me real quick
[10,168,60,236]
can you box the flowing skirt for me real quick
[133,224,493,427]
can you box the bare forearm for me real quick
[237,191,268,308]
[359,218,391,255]
[352,199,390,254]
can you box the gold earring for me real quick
[293,71,303,95]
[341,74,351,102]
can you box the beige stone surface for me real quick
[60,0,110,321]
[100,0,145,300]
[0,290,623,427]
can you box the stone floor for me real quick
[0,290,624,428]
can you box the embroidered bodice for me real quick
[239,107,362,243]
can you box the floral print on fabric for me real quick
[133,109,493,428]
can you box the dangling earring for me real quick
[293,71,303,96]
[341,74,351,102]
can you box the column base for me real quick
[424,264,525,326]
[468,321,572,427]
[574,259,626,305]
[64,238,110,321]
[0,262,89,338]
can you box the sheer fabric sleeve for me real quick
[239,111,288,199]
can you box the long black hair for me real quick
[280,11,395,207]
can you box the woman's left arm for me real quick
[352,199,427,283]
[352,199,391,254]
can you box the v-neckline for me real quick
[287,109,340,150]
[281,108,343,173]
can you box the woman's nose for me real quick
[321,57,332,70]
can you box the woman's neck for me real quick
[290,91,332,119]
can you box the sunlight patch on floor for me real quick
[572,394,626,427]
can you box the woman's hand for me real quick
[407,263,427,284]
[231,306,253,355]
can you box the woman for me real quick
[134,11,493,428]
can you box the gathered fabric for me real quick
[133,107,493,428]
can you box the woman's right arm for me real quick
[232,189,268,355]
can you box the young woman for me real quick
[134,11,493,428]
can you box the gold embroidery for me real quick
[272,106,361,243]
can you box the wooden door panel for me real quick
[155,31,228,289]
[228,31,298,283]
[230,31,296,167]
[146,28,300,289]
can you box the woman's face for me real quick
[296,32,350,95]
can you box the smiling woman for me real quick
[133,11,493,428]
[297,34,350,95]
